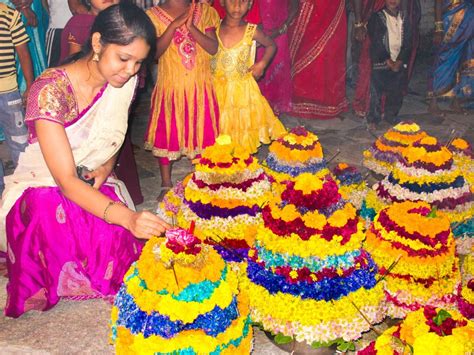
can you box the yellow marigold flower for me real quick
[419,136,438,145]
[374,330,396,354]
[394,122,421,133]
[452,138,469,150]
[289,270,298,279]
[327,203,355,228]
[280,204,300,222]
[302,210,327,229]
[413,333,442,354]
[438,336,466,355]
[233,145,250,159]
[294,173,324,193]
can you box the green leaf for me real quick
[311,338,341,349]
[274,333,294,345]
[311,341,326,349]
[427,207,438,218]
[337,341,356,352]
[433,309,451,326]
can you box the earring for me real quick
[92,51,99,62]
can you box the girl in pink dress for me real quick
[145,0,220,197]
[1,4,169,318]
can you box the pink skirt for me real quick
[145,87,219,160]
[4,185,142,318]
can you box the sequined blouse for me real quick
[25,68,107,143]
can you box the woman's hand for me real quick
[88,164,113,189]
[128,211,170,240]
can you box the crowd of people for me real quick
[0,0,471,317]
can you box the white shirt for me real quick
[384,10,403,61]
[47,0,73,29]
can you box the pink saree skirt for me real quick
[4,185,142,318]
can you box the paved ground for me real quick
[0,62,472,354]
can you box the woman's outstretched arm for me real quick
[35,119,170,239]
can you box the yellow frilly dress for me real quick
[145,4,220,160]
[211,23,286,153]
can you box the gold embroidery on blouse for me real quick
[37,69,78,124]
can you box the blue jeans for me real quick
[0,90,29,194]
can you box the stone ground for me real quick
[0,61,472,354]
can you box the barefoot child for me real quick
[211,0,286,153]
[145,0,220,198]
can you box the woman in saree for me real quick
[428,0,473,113]
[288,0,348,119]
[257,0,299,115]
[0,3,170,318]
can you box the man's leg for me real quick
[2,91,28,167]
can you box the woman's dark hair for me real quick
[65,3,156,64]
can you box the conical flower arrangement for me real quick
[359,306,474,355]
[362,136,474,244]
[110,228,252,354]
[365,201,460,318]
[245,172,385,345]
[176,135,273,262]
[264,126,330,184]
[363,122,427,176]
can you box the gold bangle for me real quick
[103,201,123,224]
[434,21,443,32]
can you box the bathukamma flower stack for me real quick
[450,138,474,186]
[177,135,272,262]
[264,126,330,184]
[358,306,474,355]
[458,246,474,319]
[365,201,460,318]
[245,172,385,345]
[362,136,474,242]
[363,122,427,176]
[110,227,252,354]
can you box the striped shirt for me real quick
[0,4,29,93]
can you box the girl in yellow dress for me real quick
[211,0,286,154]
[145,0,220,196]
